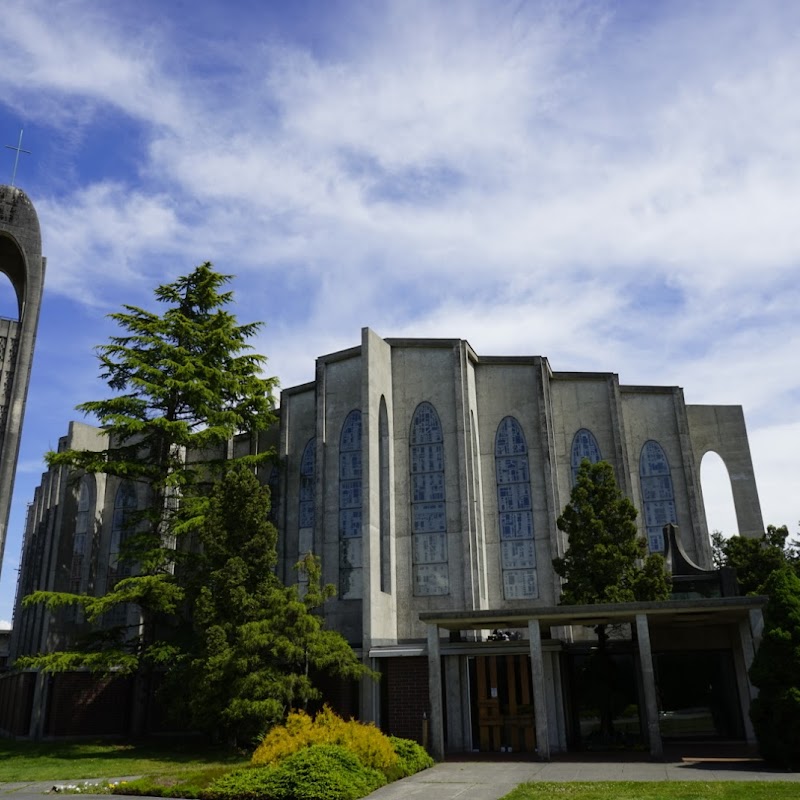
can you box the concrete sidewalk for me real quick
[365,756,800,800]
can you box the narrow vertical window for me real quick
[107,481,137,628]
[70,478,91,595]
[379,397,391,594]
[299,437,315,544]
[472,410,485,600]
[297,438,315,592]
[571,428,602,484]
[496,417,537,600]
[410,402,449,596]
[640,440,677,552]
[339,411,362,599]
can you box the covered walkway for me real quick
[419,595,766,761]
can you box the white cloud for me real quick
[1,0,799,621]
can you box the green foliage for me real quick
[552,460,669,743]
[553,460,670,606]
[717,525,799,595]
[387,736,434,778]
[500,781,800,799]
[0,738,246,782]
[251,707,398,777]
[209,745,385,800]
[167,468,370,745]
[21,264,278,678]
[749,567,800,768]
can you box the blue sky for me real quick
[1,0,799,625]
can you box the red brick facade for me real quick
[45,673,132,736]
[381,656,430,743]
[0,671,35,736]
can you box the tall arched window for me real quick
[339,411,362,599]
[296,438,316,592]
[379,398,391,594]
[571,428,602,484]
[496,417,537,600]
[107,481,137,627]
[299,438,315,534]
[640,440,677,552]
[410,402,449,596]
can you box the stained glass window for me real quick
[496,417,537,600]
[571,428,602,484]
[299,438,315,532]
[640,440,677,552]
[411,402,449,596]
[339,411,362,598]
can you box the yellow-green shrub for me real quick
[251,706,399,777]
[250,708,315,767]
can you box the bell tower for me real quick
[0,185,45,575]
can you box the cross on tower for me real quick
[5,129,31,187]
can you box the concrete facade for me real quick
[0,186,45,575]
[9,327,766,751]
[276,330,761,642]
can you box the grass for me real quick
[0,738,248,783]
[501,782,800,800]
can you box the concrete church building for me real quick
[9,328,767,756]
[0,184,45,577]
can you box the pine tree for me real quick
[19,264,277,684]
[553,460,670,606]
[552,459,670,743]
[748,566,800,768]
[172,464,369,745]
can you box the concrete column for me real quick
[527,619,550,760]
[427,624,445,761]
[736,617,758,743]
[28,670,48,740]
[635,613,663,759]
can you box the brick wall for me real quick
[381,656,430,743]
[311,671,360,720]
[45,673,132,736]
[0,671,35,736]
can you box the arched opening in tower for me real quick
[0,234,24,321]
[700,450,738,540]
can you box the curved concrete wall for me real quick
[0,186,46,573]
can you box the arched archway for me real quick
[700,451,739,539]
[0,271,17,320]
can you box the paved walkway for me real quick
[366,755,800,800]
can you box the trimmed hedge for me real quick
[206,744,385,800]
[388,736,434,778]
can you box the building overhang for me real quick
[419,596,767,633]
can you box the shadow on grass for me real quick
[0,737,247,766]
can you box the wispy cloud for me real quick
[1,0,799,618]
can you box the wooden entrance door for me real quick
[474,655,535,753]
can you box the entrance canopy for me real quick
[420,595,766,633]
[418,596,766,762]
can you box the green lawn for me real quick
[501,782,800,800]
[0,738,248,782]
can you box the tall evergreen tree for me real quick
[749,566,800,768]
[553,460,670,607]
[173,464,369,745]
[553,459,670,743]
[19,264,277,681]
